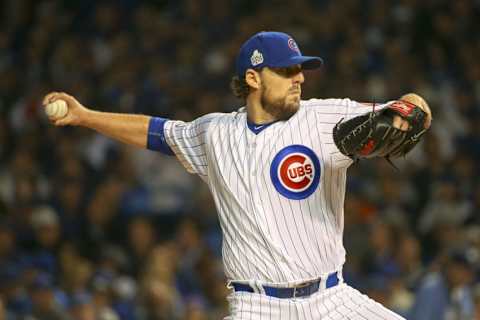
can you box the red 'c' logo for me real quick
[278,154,314,192]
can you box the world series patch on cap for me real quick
[236,31,323,77]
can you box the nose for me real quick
[292,71,304,84]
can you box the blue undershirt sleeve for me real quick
[147,117,174,156]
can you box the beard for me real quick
[260,85,301,121]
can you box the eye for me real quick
[271,65,302,77]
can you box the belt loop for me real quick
[320,275,327,291]
[256,281,266,295]
[337,270,344,283]
[249,280,264,294]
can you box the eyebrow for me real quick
[270,66,302,77]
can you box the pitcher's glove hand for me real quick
[333,101,429,161]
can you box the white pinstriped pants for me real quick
[225,283,406,320]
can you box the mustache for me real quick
[289,86,301,93]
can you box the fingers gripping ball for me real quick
[333,100,429,161]
[45,100,68,119]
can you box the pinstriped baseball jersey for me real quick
[161,98,391,285]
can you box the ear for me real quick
[245,69,261,90]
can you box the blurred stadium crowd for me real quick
[1,0,480,319]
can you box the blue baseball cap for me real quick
[236,31,323,77]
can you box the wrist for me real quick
[79,109,99,127]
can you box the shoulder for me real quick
[169,110,240,127]
[300,98,359,110]
[201,108,246,126]
[183,109,246,134]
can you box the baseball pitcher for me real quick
[43,31,432,319]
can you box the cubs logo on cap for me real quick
[270,145,321,200]
[287,38,300,53]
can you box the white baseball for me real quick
[45,100,68,119]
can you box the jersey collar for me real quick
[246,118,278,135]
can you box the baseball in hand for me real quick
[45,100,68,119]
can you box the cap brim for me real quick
[272,56,323,70]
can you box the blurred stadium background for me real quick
[1,0,479,319]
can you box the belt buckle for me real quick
[293,281,311,298]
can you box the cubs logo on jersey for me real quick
[270,145,321,200]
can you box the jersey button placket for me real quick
[248,138,263,210]
[250,140,257,176]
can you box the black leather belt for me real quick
[231,271,340,299]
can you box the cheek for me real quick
[265,81,290,99]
